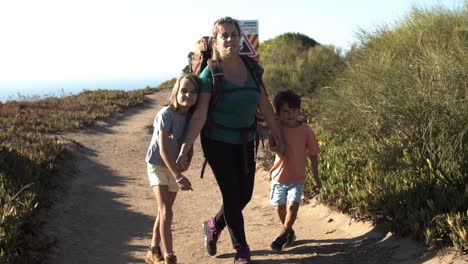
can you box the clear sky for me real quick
[0,0,463,91]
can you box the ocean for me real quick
[0,77,169,103]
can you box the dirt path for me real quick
[42,90,465,264]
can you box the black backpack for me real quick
[190,37,269,178]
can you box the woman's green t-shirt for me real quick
[199,64,263,144]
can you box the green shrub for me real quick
[315,5,467,251]
[0,89,149,262]
[157,78,177,90]
[260,33,344,97]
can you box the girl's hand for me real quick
[177,176,193,191]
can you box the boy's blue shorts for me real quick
[269,182,304,206]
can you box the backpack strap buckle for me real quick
[211,72,224,77]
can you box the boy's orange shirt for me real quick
[269,122,320,184]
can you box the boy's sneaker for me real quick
[164,254,177,264]
[234,245,251,264]
[270,231,289,251]
[284,229,296,248]
[145,245,164,263]
[202,218,221,256]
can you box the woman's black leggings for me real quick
[201,136,255,248]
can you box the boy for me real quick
[268,89,322,251]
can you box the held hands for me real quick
[175,144,193,190]
[176,175,193,191]
[176,151,190,172]
[268,137,286,156]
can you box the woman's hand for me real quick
[271,137,286,156]
[268,134,286,156]
[278,138,286,155]
[176,143,193,171]
[176,151,190,172]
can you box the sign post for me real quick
[239,20,259,61]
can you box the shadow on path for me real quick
[45,144,154,263]
[43,93,164,263]
[215,226,427,264]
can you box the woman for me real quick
[176,16,284,264]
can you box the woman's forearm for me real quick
[180,116,205,154]
[160,147,182,179]
[180,93,210,155]
[259,94,282,141]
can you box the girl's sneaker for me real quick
[146,245,164,263]
[234,245,251,264]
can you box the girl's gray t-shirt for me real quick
[146,106,188,166]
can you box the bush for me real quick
[316,6,467,251]
[260,33,344,97]
[0,89,149,262]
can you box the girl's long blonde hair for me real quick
[167,74,200,112]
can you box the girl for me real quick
[145,74,199,264]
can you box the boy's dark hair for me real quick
[273,89,301,114]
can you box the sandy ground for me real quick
[41,90,466,264]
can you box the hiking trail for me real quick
[42,90,465,264]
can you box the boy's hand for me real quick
[268,137,286,156]
[277,139,286,155]
[268,144,279,154]
[315,178,322,191]
[177,176,193,191]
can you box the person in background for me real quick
[176,17,285,264]
[268,89,322,251]
[145,74,199,264]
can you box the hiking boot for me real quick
[202,218,221,256]
[145,245,164,263]
[284,228,296,248]
[234,245,251,264]
[164,254,177,264]
[271,231,289,251]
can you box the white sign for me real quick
[239,20,258,35]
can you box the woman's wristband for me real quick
[176,176,185,183]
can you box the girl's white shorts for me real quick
[147,163,179,192]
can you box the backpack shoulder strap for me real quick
[240,55,269,157]
[240,55,267,96]
[200,59,223,179]
[207,59,224,105]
